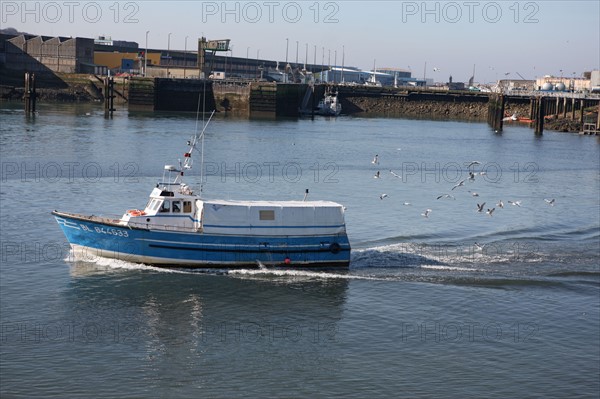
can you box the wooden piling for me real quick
[104,76,115,117]
[534,97,544,135]
[487,94,505,131]
[24,72,36,114]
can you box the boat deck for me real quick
[52,210,124,226]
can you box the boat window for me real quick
[259,210,275,220]
[145,199,154,210]
[172,201,181,213]
[160,200,171,213]
[152,200,161,211]
[183,201,192,213]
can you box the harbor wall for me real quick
[2,71,598,132]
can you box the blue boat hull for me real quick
[52,211,351,268]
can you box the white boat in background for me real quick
[316,90,342,116]
[53,111,351,268]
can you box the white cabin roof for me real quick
[201,199,343,208]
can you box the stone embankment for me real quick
[342,96,529,121]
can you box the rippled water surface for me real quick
[1,103,599,398]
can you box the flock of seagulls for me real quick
[371,155,557,224]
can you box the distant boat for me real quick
[316,90,342,116]
[53,111,351,268]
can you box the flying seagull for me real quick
[374,171,380,179]
[477,202,486,212]
[390,170,401,178]
[508,200,522,207]
[486,208,495,216]
[380,193,388,200]
[544,198,555,206]
[421,209,432,218]
[466,161,481,169]
[436,194,455,200]
[451,180,465,190]
[371,154,379,165]
[497,200,504,208]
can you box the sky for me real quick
[2,0,599,83]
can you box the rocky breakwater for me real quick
[338,88,490,120]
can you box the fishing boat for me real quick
[316,90,342,116]
[52,112,351,268]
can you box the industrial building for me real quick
[0,34,103,74]
[319,66,423,87]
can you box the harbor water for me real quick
[1,103,599,398]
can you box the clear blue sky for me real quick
[3,0,598,83]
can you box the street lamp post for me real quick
[246,46,250,79]
[285,38,289,83]
[184,36,188,78]
[341,45,345,83]
[256,49,260,79]
[167,32,172,77]
[144,30,149,77]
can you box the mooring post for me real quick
[496,94,505,131]
[579,99,585,125]
[104,76,115,117]
[487,94,504,131]
[534,97,544,135]
[529,97,535,120]
[24,72,36,114]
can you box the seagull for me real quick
[497,200,504,208]
[466,161,481,169]
[371,154,379,165]
[403,202,412,206]
[544,198,555,206]
[436,194,455,200]
[390,170,401,178]
[477,202,486,212]
[380,193,388,200]
[451,180,465,190]
[474,242,485,250]
[433,67,440,72]
[508,200,522,207]
[469,171,476,181]
[486,208,495,216]
[479,171,487,176]
[470,191,479,197]
[373,171,380,179]
[421,209,432,218]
